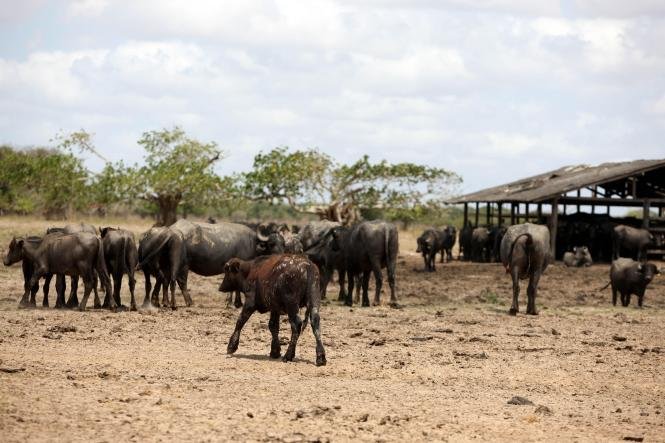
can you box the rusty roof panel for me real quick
[448,159,665,204]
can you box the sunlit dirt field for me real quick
[0,217,664,442]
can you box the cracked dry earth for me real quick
[1,222,664,442]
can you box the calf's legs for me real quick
[269,311,281,358]
[309,306,326,366]
[283,307,303,363]
[227,303,255,354]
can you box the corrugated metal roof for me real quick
[448,159,665,204]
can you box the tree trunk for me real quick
[156,194,180,226]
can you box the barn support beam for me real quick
[475,202,480,227]
[537,203,542,222]
[643,200,651,229]
[510,203,516,225]
[463,203,468,228]
[526,203,530,222]
[486,203,491,226]
[550,198,559,256]
[498,203,503,226]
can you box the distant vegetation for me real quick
[0,128,463,227]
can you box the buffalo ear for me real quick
[637,263,643,273]
[230,261,240,273]
[239,261,251,277]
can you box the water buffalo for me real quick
[612,225,654,261]
[563,246,593,267]
[137,226,188,309]
[605,258,660,307]
[3,235,59,308]
[471,227,491,262]
[4,232,113,311]
[46,223,99,307]
[416,228,443,272]
[489,225,507,263]
[500,223,551,316]
[334,220,398,307]
[219,255,326,366]
[256,224,303,254]
[101,227,138,311]
[439,225,456,263]
[459,222,473,261]
[138,220,260,309]
[299,220,346,301]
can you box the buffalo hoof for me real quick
[316,354,327,367]
[78,306,86,312]
[270,349,281,359]
[388,302,401,309]
[42,301,49,308]
[508,308,518,316]
[527,310,539,316]
[282,353,295,363]
[54,303,66,310]
[170,305,177,311]
[114,305,127,313]
[18,300,35,309]
[130,304,137,312]
[227,341,239,355]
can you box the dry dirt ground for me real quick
[1,217,664,442]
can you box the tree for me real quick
[0,145,89,218]
[243,147,461,225]
[135,127,225,226]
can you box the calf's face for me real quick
[639,263,659,285]
[3,238,24,266]
[219,259,250,292]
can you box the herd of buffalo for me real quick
[2,216,662,366]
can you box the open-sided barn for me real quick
[448,159,665,259]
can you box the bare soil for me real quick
[1,218,664,442]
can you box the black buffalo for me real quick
[606,258,660,307]
[219,255,326,366]
[612,225,654,261]
[334,220,399,307]
[500,223,551,316]
[416,228,443,272]
[4,232,113,310]
[101,227,138,311]
[299,220,347,301]
[439,225,456,263]
[471,227,491,262]
[459,222,473,261]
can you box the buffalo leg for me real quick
[169,280,177,310]
[176,273,193,307]
[387,258,397,306]
[77,275,95,311]
[371,260,383,306]
[22,261,37,307]
[283,307,303,363]
[128,270,137,311]
[360,271,370,307]
[112,272,123,309]
[92,273,102,309]
[66,277,80,309]
[612,285,618,306]
[622,292,631,307]
[309,306,326,366]
[234,291,243,308]
[21,269,45,308]
[429,252,436,272]
[638,290,645,308]
[346,272,355,307]
[161,273,169,307]
[227,304,255,354]
[141,270,153,308]
[54,275,66,309]
[269,311,281,358]
[526,272,540,315]
[42,274,53,307]
[509,269,520,316]
[337,267,347,302]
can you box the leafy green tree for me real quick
[243,147,461,225]
[0,145,89,218]
[135,127,225,226]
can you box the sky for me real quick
[1,0,664,195]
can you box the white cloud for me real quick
[67,0,109,17]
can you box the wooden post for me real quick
[576,189,581,213]
[463,203,468,228]
[550,198,559,257]
[592,186,597,214]
[660,206,663,218]
[498,203,503,226]
[537,203,542,223]
[486,203,491,226]
[475,202,479,227]
[643,200,651,228]
[510,203,516,225]
[526,203,530,223]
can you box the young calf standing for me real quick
[608,258,660,307]
[219,255,326,366]
[500,223,551,315]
